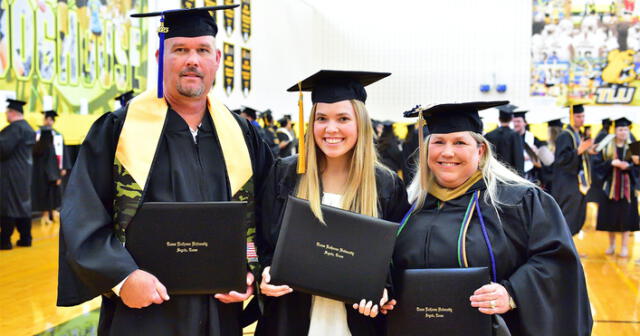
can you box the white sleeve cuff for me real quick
[112,276,129,296]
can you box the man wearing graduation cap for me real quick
[0,98,36,250]
[552,103,594,236]
[484,104,524,175]
[32,110,67,225]
[512,109,546,183]
[57,5,273,335]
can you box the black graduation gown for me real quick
[276,130,295,158]
[484,127,524,175]
[401,129,419,184]
[393,181,592,336]
[587,130,611,203]
[377,138,404,173]
[57,106,273,336]
[593,146,640,232]
[551,126,587,235]
[0,119,35,218]
[262,126,280,157]
[255,155,411,336]
[32,128,62,212]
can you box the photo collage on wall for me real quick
[531,0,640,105]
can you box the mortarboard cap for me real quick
[547,118,564,128]
[513,109,528,119]
[614,117,632,127]
[241,106,259,120]
[404,101,508,134]
[42,110,58,119]
[131,5,239,98]
[6,98,26,113]
[287,70,390,104]
[115,90,135,106]
[496,104,517,119]
[602,118,611,124]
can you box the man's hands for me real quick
[214,272,255,303]
[577,138,593,155]
[120,270,170,309]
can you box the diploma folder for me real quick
[270,196,398,304]
[126,201,248,295]
[387,267,491,336]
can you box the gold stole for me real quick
[428,171,483,202]
[115,89,252,195]
[564,126,591,195]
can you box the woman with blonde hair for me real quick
[255,70,410,336]
[392,102,592,335]
[593,117,639,257]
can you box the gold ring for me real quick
[490,300,496,309]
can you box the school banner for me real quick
[223,0,235,36]
[531,0,640,105]
[241,0,251,42]
[0,0,148,115]
[241,47,251,96]
[223,42,234,96]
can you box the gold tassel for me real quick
[297,82,306,174]
[569,104,574,129]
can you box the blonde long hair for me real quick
[296,99,387,222]
[407,132,534,211]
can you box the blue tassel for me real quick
[157,16,166,98]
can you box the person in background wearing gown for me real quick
[32,110,64,225]
[401,123,420,185]
[276,117,296,158]
[0,98,35,250]
[484,104,524,175]
[539,118,563,193]
[593,117,640,258]
[256,70,410,336]
[393,101,592,335]
[56,6,273,335]
[551,104,595,236]
[511,109,546,183]
[376,121,404,174]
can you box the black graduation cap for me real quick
[404,101,508,134]
[547,118,564,128]
[568,104,585,113]
[131,5,239,98]
[614,117,632,127]
[286,70,391,104]
[42,110,58,119]
[241,106,258,120]
[496,104,517,119]
[602,118,611,124]
[115,90,135,106]
[513,109,528,119]
[6,98,26,113]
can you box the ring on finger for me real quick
[490,300,496,309]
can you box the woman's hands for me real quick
[260,266,293,297]
[352,288,396,318]
[470,282,513,315]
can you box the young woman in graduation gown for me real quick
[392,101,593,335]
[592,117,640,257]
[255,70,410,336]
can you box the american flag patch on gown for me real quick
[247,242,258,262]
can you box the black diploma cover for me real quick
[387,267,491,336]
[126,202,248,294]
[270,196,398,303]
